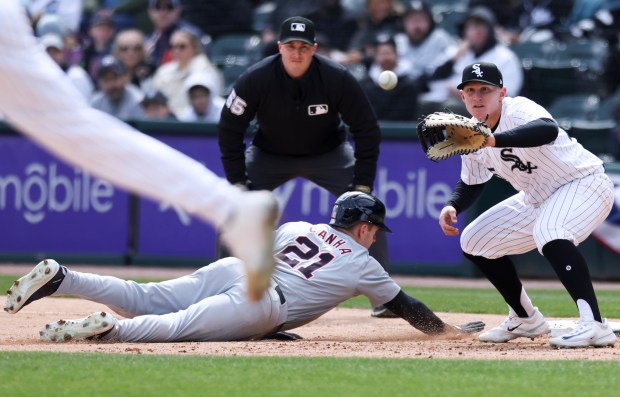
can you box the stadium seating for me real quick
[208,33,263,67]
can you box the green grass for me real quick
[2,275,619,317]
[1,352,619,397]
[1,274,619,397]
[340,286,620,318]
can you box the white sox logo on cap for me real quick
[472,63,483,78]
[457,62,503,89]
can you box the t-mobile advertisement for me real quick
[0,133,462,265]
[0,136,129,254]
[135,136,463,264]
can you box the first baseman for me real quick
[4,192,484,342]
[439,62,616,348]
[0,0,278,300]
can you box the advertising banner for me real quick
[134,136,463,264]
[0,136,129,254]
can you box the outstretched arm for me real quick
[383,290,485,335]
[490,118,559,148]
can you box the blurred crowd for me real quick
[13,0,620,142]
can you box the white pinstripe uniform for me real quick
[0,0,244,230]
[459,96,615,258]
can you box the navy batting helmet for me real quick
[329,192,392,232]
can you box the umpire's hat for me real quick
[457,62,503,89]
[279,16,316,45]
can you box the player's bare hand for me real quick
[439,206,459,236]
[483,134,496,148]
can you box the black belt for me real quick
[274,285,286,304]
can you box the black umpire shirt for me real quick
[217,53,381,187]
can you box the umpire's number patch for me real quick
[225,89,247,116]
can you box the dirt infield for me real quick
[0,264,618,360]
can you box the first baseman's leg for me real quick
[542,240,601,322]
[461,193,549,341]
[460,192,539,315]
[56,258,246,318]
[460,192,538,258]
[463,253,534,317]
[534,173,614,323]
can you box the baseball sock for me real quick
[463,252,530,317]
[542,239,602,322]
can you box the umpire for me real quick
[218,16,393,317]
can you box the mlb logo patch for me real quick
[291,23,306,32]
[308,104,328,115]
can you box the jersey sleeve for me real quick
[337,71,382,187]
[217,73,257,184]
[356,258,401,307]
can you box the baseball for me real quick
[378,70,398,90]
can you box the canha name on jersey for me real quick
[309,226,352,254]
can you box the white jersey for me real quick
[0,0,243,228]
[461,96,603,205]
[272,222,400,331]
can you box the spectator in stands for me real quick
[471,0,574,44]
[359,34,419,121]
[95,0,153,34]
[345,0,405,66]
[260,0,320,44]
[177,72,225,123]
[595,3,620,97]
[467,0,524,44]
[421,6,523,104]
[41,33,94,101]
[152,27,224,116]
[33,13,84,67]
[180,0,254,40]
[27,0,83,34]
[81,11,117,85]
[512,0,575,42]
[145,0,200,66]
[90,55,145,120]
[394,0,456,82]
[140,90,177,120]
[113,29,157,92]
[304,0,359,64]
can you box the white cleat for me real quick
[549,319,617,348]
[4,259,64,314]
[220,190,279,301]
[40,312,116,343]
[479,307,549,343]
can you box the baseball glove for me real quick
[416,112,492,161]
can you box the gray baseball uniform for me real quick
[459,96,614,257]
[52,221,400,342]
